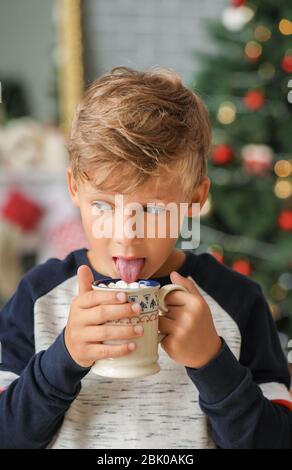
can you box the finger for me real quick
[162,289,194,307]
[159,304,181,321]
[77,289,128,309]
[88,342,136,360]
[159,332,174,353]
[159,314,176,335]
[78,265,94,295]
[80,323,144,343]
[170,271,202,296]
[80,302,142,325]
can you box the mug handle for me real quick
[158,283,188,342]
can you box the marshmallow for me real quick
[115,280,128,288]
[97,279,150,289]
[127,282,140,289]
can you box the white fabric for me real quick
[34,274,242,449]
[0,371,19,389]
[259,382,292,402]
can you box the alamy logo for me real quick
[288,79,292,104]
[288,339,292,364]
[91,196,201,249]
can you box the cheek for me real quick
[146,238,176,260]
[83,207,115,245]
[165,210,184,238]
[79,205,101,242]
[144,212,182,242]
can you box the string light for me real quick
[274,179,292,199]
[254,25,271,42]
[217,101,236,125]
[279,19,292,36]
[245,41,262,61]
[269,302,280,320]
[278,273,292,290]
[258,62,275,79]
[274,160,292,177]
[270,283,287,301]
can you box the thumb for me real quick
[170,271,201,296]
[77,265,94,295]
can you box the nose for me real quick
[112,207,144,245]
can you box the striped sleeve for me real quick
[239,285,291,404]
[0,268,90,448]
[0,277,35,383]
[186,272,292,448]
[259,382,292,411]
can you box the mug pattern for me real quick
[127,291,159,314]
[111,291,160,325]
[111,312,158,325]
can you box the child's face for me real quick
[67,167,209,280]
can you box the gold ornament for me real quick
[279,19,292,36]
[217,102,236,125]
[270,284,287,301]
[274,179,292,199]
[268,302,280,320]
[245,41,262,60]
[274,160,292,178]
[254,25,271,42]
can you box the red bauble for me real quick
[278,210,292,231]
[244,90,265,110]
[211,145,234,165]
[281,55,292,73]
[211,250,224,263]
[231,0,246,6]
[232,259,252,276]
[1,190,44,232]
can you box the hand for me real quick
[159,271,222,369]
[64,265,143,367]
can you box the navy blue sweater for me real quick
[0,248,291,449]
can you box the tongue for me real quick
[115,257,145,283]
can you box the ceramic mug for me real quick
[91,278,188,379]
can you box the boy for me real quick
[0,67,291,449]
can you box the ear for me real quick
[67,166,80,208]
[187,176,210,217]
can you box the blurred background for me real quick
[0,0,291,365]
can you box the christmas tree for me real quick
[192,0,292,341]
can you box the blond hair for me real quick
[68,66,211,198]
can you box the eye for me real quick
[91,200,113,212]
[145,204,166,215]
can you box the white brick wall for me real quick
[83,0,227,86]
